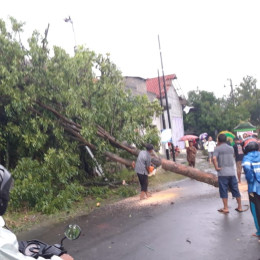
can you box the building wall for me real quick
[124,76,185,150]
[163,86,185,149]
[124,77,147,96]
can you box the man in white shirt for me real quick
[205,136,216,164]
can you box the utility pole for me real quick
[158,35,175,161]
[157,70,169,159]
[255,83,259,105]
[157,70,166,128]
[227,78,235,106]
[254,83,259,125]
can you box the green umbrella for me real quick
[218,131,236,146]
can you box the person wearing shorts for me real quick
[134,144,154,200]
[205,136,216,164]
[213,134,243,214]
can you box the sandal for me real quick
[218,209,229,214]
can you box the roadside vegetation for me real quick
[0,17,161,215]
[6,167,184,233]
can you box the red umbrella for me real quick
[245,131,254,136]
[179,135,198,141]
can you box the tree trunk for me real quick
[159,158,218,187]
[104,151,133,167]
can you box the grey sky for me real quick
[1,0,260,98]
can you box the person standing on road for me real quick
[242,138,260,237]
[186,140,197,167]
[233,137,244,183]
[204,136,216,164]
[134,144,154,200]
[213,134,243,214]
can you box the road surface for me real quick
[18,175,260,260]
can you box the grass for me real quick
[5,168,186,233]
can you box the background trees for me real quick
[235,76,260,126]
[184,76,259,138]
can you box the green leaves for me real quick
[10,148,81,213]
[184,77,259,137]
[1,17,162,213]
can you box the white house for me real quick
[124,74,185,150]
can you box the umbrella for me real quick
[199,133,208,140]
[218,131,235,146]
[179,135,198,141]
[244,131,254,136]
[161,129,172,143]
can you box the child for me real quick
[186,140,197,167]
[175,146,180,156]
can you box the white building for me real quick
[124,74,185,150]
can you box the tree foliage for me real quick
[0,18,162,213]
[234,76,260,126]
[184,76,259,138]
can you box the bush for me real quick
[105,168,136,183]
[10,148,85,214]
[116,186,138,198]
[86,186,112,199]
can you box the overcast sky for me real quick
[1,0,260,98]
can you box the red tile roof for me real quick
[146,74,177,98]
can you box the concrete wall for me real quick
[124,77,147,96]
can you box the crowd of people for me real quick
[1,131,259,258]
[184,132,260,239]
[132,131,260,239]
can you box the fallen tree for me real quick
[34,101,219,188]
[159,158,218,187]
[1,18,219,215]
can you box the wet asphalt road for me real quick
[18,155,260,260]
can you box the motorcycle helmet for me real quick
[242,138,259,154]
[0,165,13,216]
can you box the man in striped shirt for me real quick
[134,144,154,200]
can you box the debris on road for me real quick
[144,244,155,251]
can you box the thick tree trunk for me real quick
[97,125,139,156]
[159,158,218,187]
[104,151,133,167]
[97,128,219,187]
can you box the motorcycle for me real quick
[18,224,81,259]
